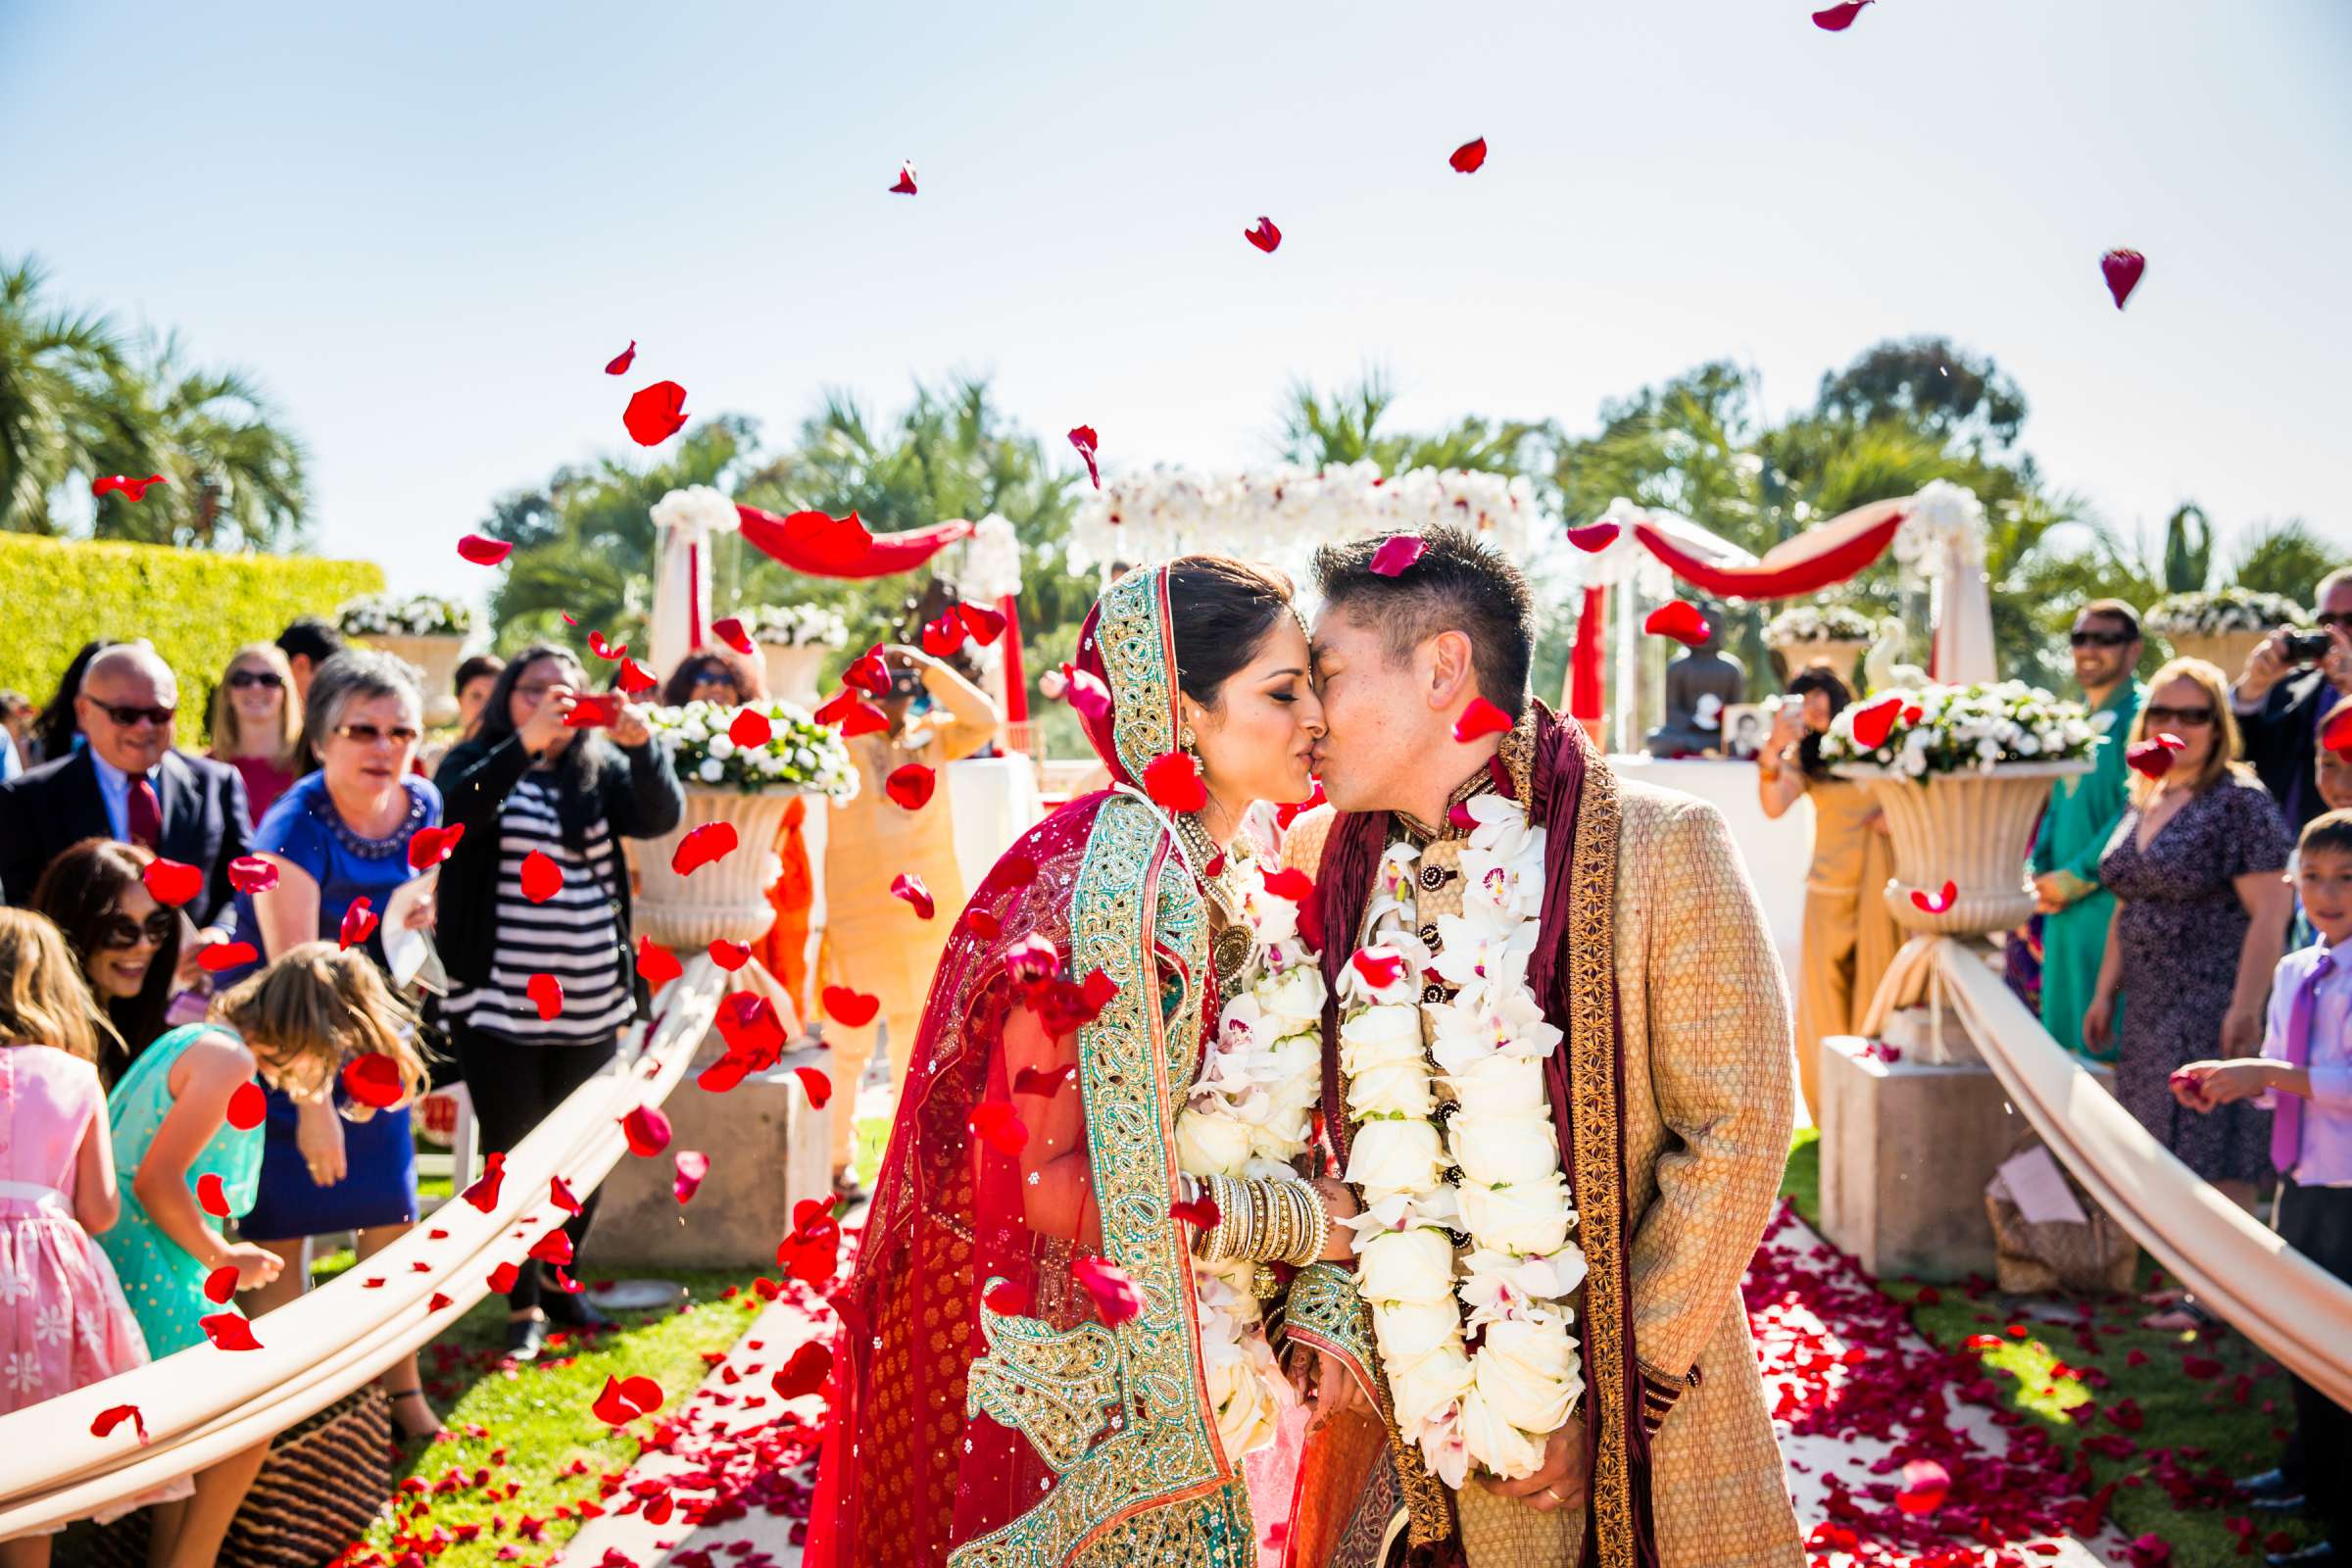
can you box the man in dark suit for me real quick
[0,643,253,969]
[2233,567,2352,837]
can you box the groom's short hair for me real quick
[1312,524,1534,715]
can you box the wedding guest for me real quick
[2293,746,2352,951]
[453,653,506,740]
[2172,808,2352,1567]
[0,690,32,780]
[26,641,111,767]
[2085,658,2293,1223]
[31,840,182,1086]
[659,646,762,708]
[274,616,344,707]
[1757,664,1896,1119]
[2232,566,2352,836]
[2032,601,2147,1059]
[220,649,444,1439]
[208,642,302,820]
[433,645,681,1359]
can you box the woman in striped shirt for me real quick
[431,645,683,1359]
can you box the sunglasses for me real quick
[89,701,174,728]
[2069,629,2134,649]
[333,722,420,747]
[98,909,176,951]
[2319,612,2352,632]
[226,669,284,691]
[2144,704,2216,728]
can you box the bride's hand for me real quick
[1309,1177,1359,1263]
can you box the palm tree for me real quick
[1277,368,1552,477]
[0,256,128,534]
[2227,518,2339,607]
[86,333,310,550]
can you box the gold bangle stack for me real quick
[1191,1174,1332,1269]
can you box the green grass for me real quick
[1779,1130,2314,1566]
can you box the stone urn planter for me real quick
[2160,628,2267,684]
[633,788,804,948]
[1836,760,2091,937]
[1771,638,1870,686]
[364,634,466,726]
[760,644,827,710]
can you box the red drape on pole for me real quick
[998,595,1028,726]
[1630,513,1905,602]
[1570,585,1606,721]
[735,506,973,578]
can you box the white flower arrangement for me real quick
[737,603,851,649]
[1763,604,1877,645]
[641,699,860,800]
[2144,587,2310,638]
[337,592,476,639]
[1338,798,1585,1488]
[1173,841,1326,1461]
[1820,680,2099,780]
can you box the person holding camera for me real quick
[2233,566,2352,836]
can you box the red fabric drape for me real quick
[1571,584,1606,721]
[735,506,974,578]
[1631,513,1904,601]
[998,594,1028,727]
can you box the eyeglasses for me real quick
[2318,612,2352,632]
[88,701,174,728]
[2069,629,2135,649]
[333,722,420,747]
[2144,705,2216,728]
[512,682,561,702]
[98,909,176,951]
[225,669,284,691]
[688,671,734,689]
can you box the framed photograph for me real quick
[1719,703,1770,760]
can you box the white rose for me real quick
[708,733,736,760]
[1257,966,1325,1028]
[1348,1057,1434,1118]
[1343,1117,1445,1200]
[1355,1226,1458,1305]
[697,757,725,783]
[1175,1107,1253,1177]
[1341,1004,1425,1078]
[1458,1386,1547,1480]
[1202,1331,1282,1460]
[1384,1343,1473,1435]
[1371,1298,1464,1364]
[1442,1053,1546,1118]
[1458,1245,1587,1328]
[1448,1111,1560,1187]
[1458,1173,1574,1256]
[1474,1317,1581,1434]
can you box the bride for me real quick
[805,557,1376,1567]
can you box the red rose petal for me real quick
[821,986,879,1028]
[890,872,935,918]
[526,1228,573,1266]
[339,897,378,950]
[141,857,204,908]
[90,1403,147,1444]
[711,616,755,657]
[590,1373,665,1426]
[1244,216,1282,254]
[199,1311,261,1351]
[1060,662,1113,724]
[673,1151,710,1203]
[1142,751,1207,813]
[1811,0,1872,29]
[1080,968,1118,1013]
[888,161,917,195]
[463,1151,507,1213]
[225,1080,266,1130]
[956,602,1007,645]
[407,823,466,871]
[198,941,259,973]
[1260,865,1313,904]
[771,1342,833,1400]
[984,1280,1029,1315]
[707,939,752,972]
[1895,1458,1950,1514]
[813,689,889,736]
[964,907,1003,941]
[1068,425,1101,490]
[885,763,937,810]
[603,340,636,376]
[203,1264,238,1303]
[519,849,564,904]
[843,647,892,697]
[457,533,514,566]
[1004,934,1058,984]
[794,1065,832,1108]
[1448,136,1488,173]
[636,935,682,992]
[194,1171,230,1217]
[551,1175,583,1215]
[728,709,773,749]
[622,380,690,447]
[670,821,739,876]
[1849,694,1905,751]
[2101,248,2146,310]
[2321,704,2352,756]
[1643,598,1712,648]
[1012,1063,1076,1098]
[921,612,967,658]
[1909,880,1959,915]
[487,1260,519,1293]
[1565,521,1621,553]
[226,855,278,895]
[2125,738,2178,780]
[342,1052,407,1108]
[1369,534,1427,576]
[1072,1255,1144,1325]
[967,1102,1029,1157]
[428,1291,454,1311]
[1452,697,1513,743]
[614,655,657,697]
[620,1104,673,1157]
[586,630,625,662]
[1170,1195,1221,1230]
[526,972,564,1021]
[1351,947,1409,990]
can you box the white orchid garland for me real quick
[1338,797,1586,1487]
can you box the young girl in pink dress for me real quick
[0,907,172,1568]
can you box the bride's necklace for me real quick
[1174,810,1255,990]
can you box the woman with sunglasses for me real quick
[658,646,763,708]
[31,838,185,1086]
[212,648,448,1438]
[207,643,303,820]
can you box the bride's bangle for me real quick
[1289,1181,1333,1266]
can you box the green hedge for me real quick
[0,535,383,742]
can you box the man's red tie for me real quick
[125,775,163,850]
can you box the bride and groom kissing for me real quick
[807,527,1803,1568]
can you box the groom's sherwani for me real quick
[1285,710,1802,1568]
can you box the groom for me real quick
[1285,526,1802,1568]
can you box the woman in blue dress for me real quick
[215,647,447,1439]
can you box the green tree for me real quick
[1277,368,1552,477]
[2228,518,2340,606]
[0,256,128,534]
[2158,502,2213,595]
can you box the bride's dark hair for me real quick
[1163,556,1297,709]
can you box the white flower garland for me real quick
[337,591,475,638]
[1818,680,2098,779]
[2145,587,2310,638]
[1338,796,1586,1488]
[640,699,860,800]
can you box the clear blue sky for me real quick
[4,1,2347,597]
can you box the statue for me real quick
[1645,601,1747,759]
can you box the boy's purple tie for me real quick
[2270,949,2335,1178]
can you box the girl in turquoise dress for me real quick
[102,941,425,1568]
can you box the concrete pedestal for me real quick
[588,1037,832,1270]
[1818,1030,2020,1282]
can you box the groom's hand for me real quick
[1483,1415,1590,1513]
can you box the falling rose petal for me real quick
[519,849,564,904]
[967,1102,1029,1157]
[91,474,167,502]
[1004,933,1058,984]
[526,972,564,1021]
[964,907,1003,941]
[1068,425,1101,490]
[622,380,690,447]
[1643,598,1711,648]
[843,647,892,697]
[885,763,937,810]
[195,1172,231,1217]
[339,897,378,950]
[1448,136,1489,173]
[1909,879,1959,915]
[794,1066,832,1108]
[199,1312,262,1351]
[1895,1458,1950,1514]
[2320,704,2352,755]
[1259,866,1313,904]
[956,602,1007,645]
[2101,248,2146,310]
[487,1260,520,1293]
[701,939,750,973]
[672,1151,710,1203]
[407,823,466,872]
[342,1053,407,1108]
[636,935,682,991]
[586,630,626,662]
[1849,695,1905,751]
[1811,0,1873,29]
[551,1175,583,1215]
[1273,780,1326,831]
[1369,534,1427,576]
[999,854,1039,888]
[822,986,880,1028]
[710,616,756,657]
[670,820,739,876]
[1565,521,1621,553]
[90,1403,147,1445]
[888,161,917,195]
[1142,751,1207,813]
[983,1280,1030,1315]
[1244,216,1282,254]
[921,612,967,658]
[457,533,514,567]
[615,656,659,696]
[714,990,788,1064]
[1448,801,1477,832]
[203,1264,239,1303]
[621,1103,673,1157]
[1170,1195,1221,1230]
[1059,662,1113,724]
[428,1291,454,1311]
[526,1228,573,1266]
[1072,1255,1144,1326]
[141,857,203,908]
[1011,1063,1076,1098]
[604,340,637,375]
[1351,947,1409,990]
[462,1151,507,1212]
[198,941,259,973]
[728,708,773,749]
[771,1342,834,1400]
[590,1374,665,1426]
[890,872,935,918]
[225,1080,266,1130]
[1452,697,1513,744]
[2125,737,2180,779]
[1080,968,1118,1014]
[813,688,890,736]
[226,855,279,896]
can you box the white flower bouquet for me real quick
[337,592,476,638]
[642,699,859,800]
[738,603,851,649]
[1763,603,1877,645]
[2144,588,2309,638]
[1820,681,2098,780]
